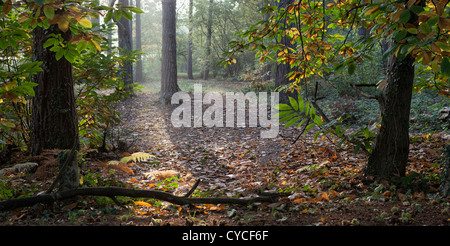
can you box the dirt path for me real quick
[114,92,286,195]
[106,91,449,226]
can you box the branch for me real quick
[0,183,282,212]
[350,83,379,100]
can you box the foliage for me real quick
[120,152,154,164]
[0,0,144,152]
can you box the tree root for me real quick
[0,180,282,211]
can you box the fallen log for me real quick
[0,180,282,211]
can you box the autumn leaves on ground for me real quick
[1,82,449,226]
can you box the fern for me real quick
[120,152,154,163]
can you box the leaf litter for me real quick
[0,91,449,226]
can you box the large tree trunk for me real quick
[31,25,79,156]
[160,0,180,105]
[117,0,133,88]
[365,54,415,178]
[135,0,143,83]
[202,0,213,80]
[187,0,194,80]
[275,0,296,104]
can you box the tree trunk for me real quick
[160,0,180,105]
[275,0,296,104]
[187,0,194,80]
[135,0,143,83]
[31,25,79,156]
[202,0,213,80]
[117,0,133,88]
[365,54,415,178]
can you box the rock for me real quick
[0,162,38,177]
[439,107,450,121]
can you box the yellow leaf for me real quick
[78,18,92,28]
[57,16,69,32]
[364,6,379,16]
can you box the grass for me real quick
[140,76,247,94]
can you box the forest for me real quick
[0,0,449,231]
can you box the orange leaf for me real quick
[135,201,152,207]
[293,198,306,203]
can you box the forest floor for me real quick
[1,82,450,228]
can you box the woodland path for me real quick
[108,90,449,226]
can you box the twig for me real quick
[183,179,201,198]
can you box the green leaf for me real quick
[296,118,308,129]
[441,57,450,77]
[348,62,356,75]
[285,116,301,128]
[35,0,44,7]
[274,103,292,111]
[113,10,122,21]
[394,29,407,42]
[313,115,323,127]
[122,10,133,20]
[289,97,298,111]
[104,10,113,23]
[274,110,294,118]
[399,10,411,24]
[279,113,297,123]
[298,94,304,113]
[43,5,55,19]
[127,7,144,13]
[303,123,315,135]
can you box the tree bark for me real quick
[187,0,194,80]
[202,0,213,80]
[135,0,143,83]
[160,0,180,105]
[117,0,133,88]
[275,0,296,104]
[365,54,415,178]
[31,25,79,156]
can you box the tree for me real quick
[160,0,180,105]
[223,0,449,179]
[117,0,134,87]
[202,0,213,80]
[135,0,144,83]
[187,0,194,80]
[31,8,79,156]
[274,0,297,104]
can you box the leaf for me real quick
[296,118,308,129]
[120,152,154,163]
[90,39,101,52]
[135,201,152,207]
[57,16,69,32]
[289,97,298,111]
[399,10,411,24]
[274,103,292,111]
[348,62,356,75]
[35,0,44,7]
[441,57,450,77]
[43,5,55,19]
[127,7,144,13]
[394,29,407,41]
[285,116,301,128]
[78,18,92,28]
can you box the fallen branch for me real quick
[0,184,281,212]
